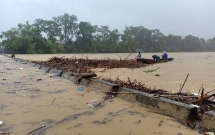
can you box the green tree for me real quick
[1,13,215,53]
[206,38,215,51]
[53,13,78,42]
[183,35,204,52]
[1,21,65,54]
[34,19,61,42]
[120,26,140,52]
[75,22,97,52]
[166,34,183,52]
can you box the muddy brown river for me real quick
[1,53,214,135]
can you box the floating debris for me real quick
[28,124,45,134]
[0,131,10,134]
[37,79,42,81]
[14,80,21,83]
[31,56,215,127]
[33,56,148,73]
[204,132,214,135]
[0,121,3,126]
[77,87,83,91]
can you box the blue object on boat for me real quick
[77,87,83,91]
[167,58,174,61]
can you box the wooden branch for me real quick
[190,93,215,104]
[160,95,198,98]
[76,72,97,83]
[205,89,215,95]
[152,67,160,71]
[51,98,56,105]
[102,91,140,94]
[78,72,97,79]
[201,86,204,99]
[127,77,132,85]
[179,73,189,94]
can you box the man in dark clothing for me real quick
[152,55,160,61]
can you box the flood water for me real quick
[16,52,215,93]
[0,53,214,135]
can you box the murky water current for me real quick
[1,53,214,135]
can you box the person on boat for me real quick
[161,51,168,59]
[135,52,145,62]
[136,52,141,60]
[152,55,160,61]
[11,53,15,58]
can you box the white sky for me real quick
[0,0,215,41]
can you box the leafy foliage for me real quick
[0,13,215,54]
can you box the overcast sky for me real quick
[0,0,215,41]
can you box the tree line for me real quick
[1,13,215,54]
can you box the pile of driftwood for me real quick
[33,56,215,118]
[33,56,148,73]
[101,76,215,120]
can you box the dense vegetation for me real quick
[0,13,215,54]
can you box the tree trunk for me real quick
[76,72,97,83]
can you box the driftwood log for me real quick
[77,72,97,83]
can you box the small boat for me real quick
[137,57,174,64]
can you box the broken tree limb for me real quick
[159,95,198,98]
[127,77,132,85]
[102,91,140,94]
[159,120,163,126]
[179,73,189,94]
[207,97,215,104]
[201,85,204,99]
[152,67,160,71]
[190,93,215,104]
[124,53,132,60]
[78,72,97,79]
[51,98,56,105]
[204,89,215,96]
[77,72,97,83]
